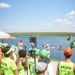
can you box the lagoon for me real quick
[1,36,75,62]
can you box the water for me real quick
[0,36,75,62]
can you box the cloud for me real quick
[54,19,73,25]
[0,3,11,8]
[6,26,10,29]
[66,10,75,19]
[43,23,51,26]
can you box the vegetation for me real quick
[8,32,75,36]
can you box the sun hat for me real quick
[0,43,3,47]
[64,47,72,56]
[35,62,47,72]
[38,57,50,65]
[11,45,17,51]
[46,44,49,47]
[40,49,49,58]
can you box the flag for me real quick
[57,45,62,50]
[70,40,75,49]
[67,36,71,41]
[52,45,55,49]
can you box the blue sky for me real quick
[0,0,75,33]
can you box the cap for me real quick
[32,49,40,55]
[40,49,49,58]
[0,43,3,47]
[38,58,50,65]
[64,47,72,55]
[35,62,47,72]
[46,44,49,47]
[11,45,17,51]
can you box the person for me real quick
[16,50,28,75]
[1,46,19,75]
[16,40,25,50]
[29,49,40,75]
[11,45,17,62]
[0,43,3,75]
[0,43,3,62]
[45,44,50,58]
[56,47,75,75]
[39,49,53,75]
[3,42,8,47]
[29,41,35,50]
[34,62,48,75]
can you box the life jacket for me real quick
[16,58,28,75]
[1,58,15,75]
[59,61,74,75]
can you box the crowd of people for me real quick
[0,40,75,75]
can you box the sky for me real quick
[0,0,75,33]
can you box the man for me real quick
[45,44,50,58]
[39,49,53,75]
[56,47,75,75]
[35,62,48,75]
[16,40,25,50]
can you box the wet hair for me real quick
[18,50,26,58]
[1,46,11,57]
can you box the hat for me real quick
[32,49,40,55]
[64,47,72,56]
[38,58,50,65]
[0,43,3,47]
[11,45,16,49]
[11,45,17,51]
[35,62,47,72]
[46,44,49,47]
[40,49,49,58]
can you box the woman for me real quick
[1,46,19,75]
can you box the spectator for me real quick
[56,47,75,75]
[45,44,50,58]
[35,62,48,75]
[16,50,28,75]
[39,49,53,75]
[1,46,19,75]
[16,40,25,50]
[29,41,35,50]
[29,49,40,75]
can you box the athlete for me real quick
[56,47,75,75]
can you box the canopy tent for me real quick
[0,31,15,44]
[0,31,10,39]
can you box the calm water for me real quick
[1,36,75,62]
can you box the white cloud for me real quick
[54,19,73,25]
[0,3,11,8]
[6,26,10,29]
[66,10,75,19]
[43,23,51,26]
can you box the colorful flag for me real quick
[70,40,75,49]
[52,45,55,49]
[67,36,71,41]
[57,45,62,50]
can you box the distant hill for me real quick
[8,32,75,36]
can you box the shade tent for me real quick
[0,31,10,39]
[0,31,15,44]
